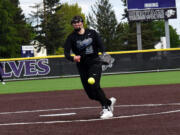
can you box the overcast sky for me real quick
[19,0,180,34]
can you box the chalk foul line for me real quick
[1,102,180,115]
[39,113,76,117]
[0,109,180,126]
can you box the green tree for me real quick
[121,0,128,20]
[87,0,118,51]
[55,3,86,54]
[28,3,42,34]
[45,12,65,54]
[0,0,20,58]
[169,26,180,48]
[56,3,86,41]
[141,22,160,49]
[121,0,180,49]
[120,0,160,50]
[153,21,180,48]
[116,22,137,50]
[30,2,86,55]
[34,0,65,55]
[0,0,34,58]
[10,0,35,45]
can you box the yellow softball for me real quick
[88,77,95,85]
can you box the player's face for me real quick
[72,21,83,29]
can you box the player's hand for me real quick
[74,55,81,62]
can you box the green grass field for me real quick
[0,71,180,94]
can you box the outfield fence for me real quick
[1,48,180,81]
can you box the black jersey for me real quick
[64,29,105,62]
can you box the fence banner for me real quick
[1,50,180,80]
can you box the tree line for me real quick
[0,0,34,58]
[0,0,180,58]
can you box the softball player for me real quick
[0,62,5,85]
[64,16,116,119]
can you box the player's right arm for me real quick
[73,55,81,62]
[64,35,74,62]
[64,35,81,63]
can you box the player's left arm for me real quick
[94,30,106,54]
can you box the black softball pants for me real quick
[77,62,111,107]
